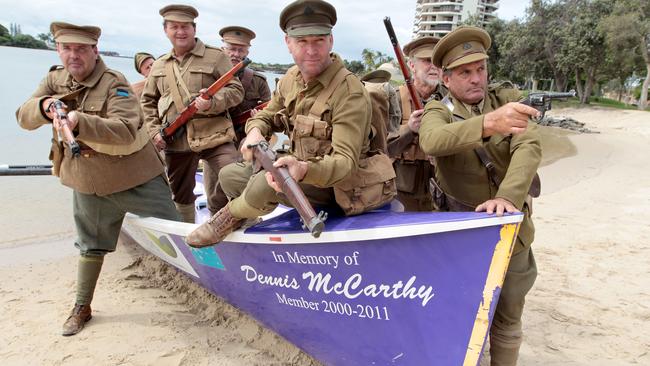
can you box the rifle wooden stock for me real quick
[0,164,53,176]
[248,141,326,238]
[383,17,423,110]
[52,100,81,157]
[160,58,252,142]
[232,100,270,126]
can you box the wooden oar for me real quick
[0,164,53,176]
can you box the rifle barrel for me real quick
[383,17,423,110]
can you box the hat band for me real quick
[444,50,485,69]
[286,22,332,33]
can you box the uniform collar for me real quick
[449,91,486,119]
[160,38,206,61]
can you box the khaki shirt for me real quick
[141,38,244,151]
[419,83,542,250]
[387,83,447,160]
[228,69,271,118]
[245,53,372,188]
[16,58,164,196]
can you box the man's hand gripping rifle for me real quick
[49,100,81,157]
[247,141,327,238]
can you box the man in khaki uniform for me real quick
[219,26,271,142]
[131,52,155,97]
[16,22,180,336]
[419,26,542,365]
[387,36,447,212]
[187,0,396,247]
[141,4,244,222]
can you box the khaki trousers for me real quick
[165,142,239,215]
[219,161,335,218]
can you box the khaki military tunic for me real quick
[246,53,371,187]
[387,84,447,211]
[16,58,164,196]
[16,57,179,254]
[222,54,374,218]
[141,38,244,152]
[419,83,542,252]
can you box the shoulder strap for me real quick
[309,67,351,119]
[240,68,254,91]
[164,55,195,111]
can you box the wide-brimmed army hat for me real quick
[159,4,199,23]
[432,26,491,70]
[361,69,392,83]
[134,52,154,73]
[50,22,101,45]
[403,36,439,59]
[219,26,256,46]
[279,0,337,37]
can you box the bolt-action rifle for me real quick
[247,141,327,238]
[160,58,252,142]
[384,17,423,110]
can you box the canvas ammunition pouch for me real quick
[334,152,396,215]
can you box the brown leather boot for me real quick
[62,304,92,336]
[186,205,244,248]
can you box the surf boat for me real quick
[121,173,522,366]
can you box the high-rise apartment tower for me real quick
[413,0,499,38]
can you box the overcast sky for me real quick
[0,0,529,64]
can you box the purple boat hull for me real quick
[122,205,521,365]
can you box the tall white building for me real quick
[413,0,499,38]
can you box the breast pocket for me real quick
[81,98,106,115]
[188,65,214,91]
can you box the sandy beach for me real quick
[1,106,648,365]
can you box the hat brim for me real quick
[287,25,332,37]
[56,34,97,45]
[446,53,489,70]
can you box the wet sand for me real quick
[1,106,649,365]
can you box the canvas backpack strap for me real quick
[399,85,412,124]
[164,55,195,112]
[308,67,351,119]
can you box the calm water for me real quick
[0,46,281,165]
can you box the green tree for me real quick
[0,24,9,37]
[343,59,365,75]
[600,0,650,109]
[9,34,47,49]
